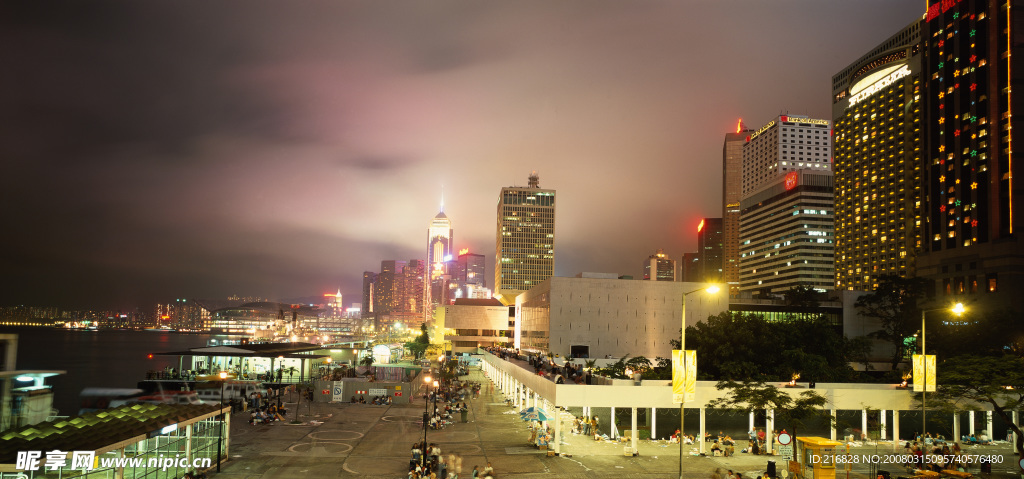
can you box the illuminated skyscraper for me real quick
[916,0,1024,311]
[723,120,753,295]
[495,173,556,304]
[832,20,922,291]
[425,198,454,323]
[642,248,676,281]
[453,250,488,299]
[742,115,833,197]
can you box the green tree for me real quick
[284,366,298,381]
[927,354,1024,458]
[360,355,375,368]
[854,275,928,371]
[710,381,832,448]
[404,323,431,359]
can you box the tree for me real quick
[360,355,375,368]
[783,285,825,309]
[710,381,832,448]
[854,275,928,371]
[404,323,431,359]
[928,355,1024,458]
[284,366,298,381]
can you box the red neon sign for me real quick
[784,172,799,191]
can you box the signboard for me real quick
[778,432,792,445]
[331,382,344,402]
[779,444,794,461]
[394,392,403,397]
[912,354,936,392]
[369,388,387,396]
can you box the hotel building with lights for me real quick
[642,248,676,281]
[915,0,1024,311]
[831,20,923,291]
[426,205,454,323]
[723,122,753,295]
[495,173,556,304]
[739,115,835,296]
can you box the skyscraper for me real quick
[832,20,923,291]
[495,173,556,304]
[453,250,488,299]
[916,0,1024,311]
[723,120,753,295]
[425,200,454,323]
[642,248,676,281]
[739,169,835,295]
[697,218,724,282]
[742,115,833,197]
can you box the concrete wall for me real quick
[438,304,512,350]
[520,278,729,359]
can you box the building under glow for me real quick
[426,202,454,324]
[739,169,835,296]
[742,115,833,197]
[642,248,676,281]
[723,121,753,295]
[495,173,556,304]
[832,20,923,292]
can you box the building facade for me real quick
[697,218,724,282]
[916,0,1024,312]
[436,298,513,351]
[453,250,488,300]
[514,277,728,359]
[642,248,676,281]
[724,122,753,295]
[739,169,836,295]
[742,115,833,197]
[495,173,556,304]
[832,20,923,291]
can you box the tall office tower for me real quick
[453,250,487,299]
[724,120,754,295]
[697,218,724,282]
[916,0,1024,311]
[739,170,836,296]
[360,271,377,330]
[396,259,426,326]
[371,260,403,330]
[495,173,556,304]
[425,202,454,323]
[642,248,677,281]
[832,20,923,291]
[680,253,699,282]
[742,115,833,197]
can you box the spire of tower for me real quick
[440,185,445,213]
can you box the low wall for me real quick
[312,377,425,405]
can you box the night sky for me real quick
[0,1,924,309]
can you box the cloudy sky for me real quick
[0,1,924,309]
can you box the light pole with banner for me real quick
[421,374,433,467]
[675,284,720,479]
[217,371,227,472]
[915,302,964,441]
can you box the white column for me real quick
[749,411,755,436]
[766,409,775,455]
[881,410,887,441]
[554,405,562,455]
[631,407,638,454]
[830,409,837,441]
[185,423,193,460]
[862,409,868,441]
[986,411,993,441]
[969,410,976,436]
[699,407,706,455]
[224,410,231,457]
[893,410,900,451]
[611,407,617,439]
[953,413,960,445]
[652,408,657,440]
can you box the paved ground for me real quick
[214,367,1022,479]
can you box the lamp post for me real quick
[217,370,227,472]
[919,302,965,442]
[679,284,720,479]
[422,374,433,467]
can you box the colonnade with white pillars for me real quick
[480,354,1014,459]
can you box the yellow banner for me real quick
[912,354,936,392]
[672,349,684,404]
[672,349,697,403]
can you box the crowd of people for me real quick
[406,373,496,479]
[485,346,593,385]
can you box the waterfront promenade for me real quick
[215,368,1020,479]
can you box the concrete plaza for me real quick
[213,368,1021,479]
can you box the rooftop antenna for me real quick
[528,171,540,188]
[440,185,445,213]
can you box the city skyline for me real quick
[1,1,924,308]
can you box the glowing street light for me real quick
[678,284,721,479]
[919,302,965,440]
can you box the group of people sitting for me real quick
[248,403,286,425]
[348,395,393,405]
[569,415,600,437]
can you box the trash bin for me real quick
[461,409,469,423]
[767,460,777,478]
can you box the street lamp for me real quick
[679,284,720,479]
[218,370,227,472]
[422,374,433,467]
[920,302,965,441]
